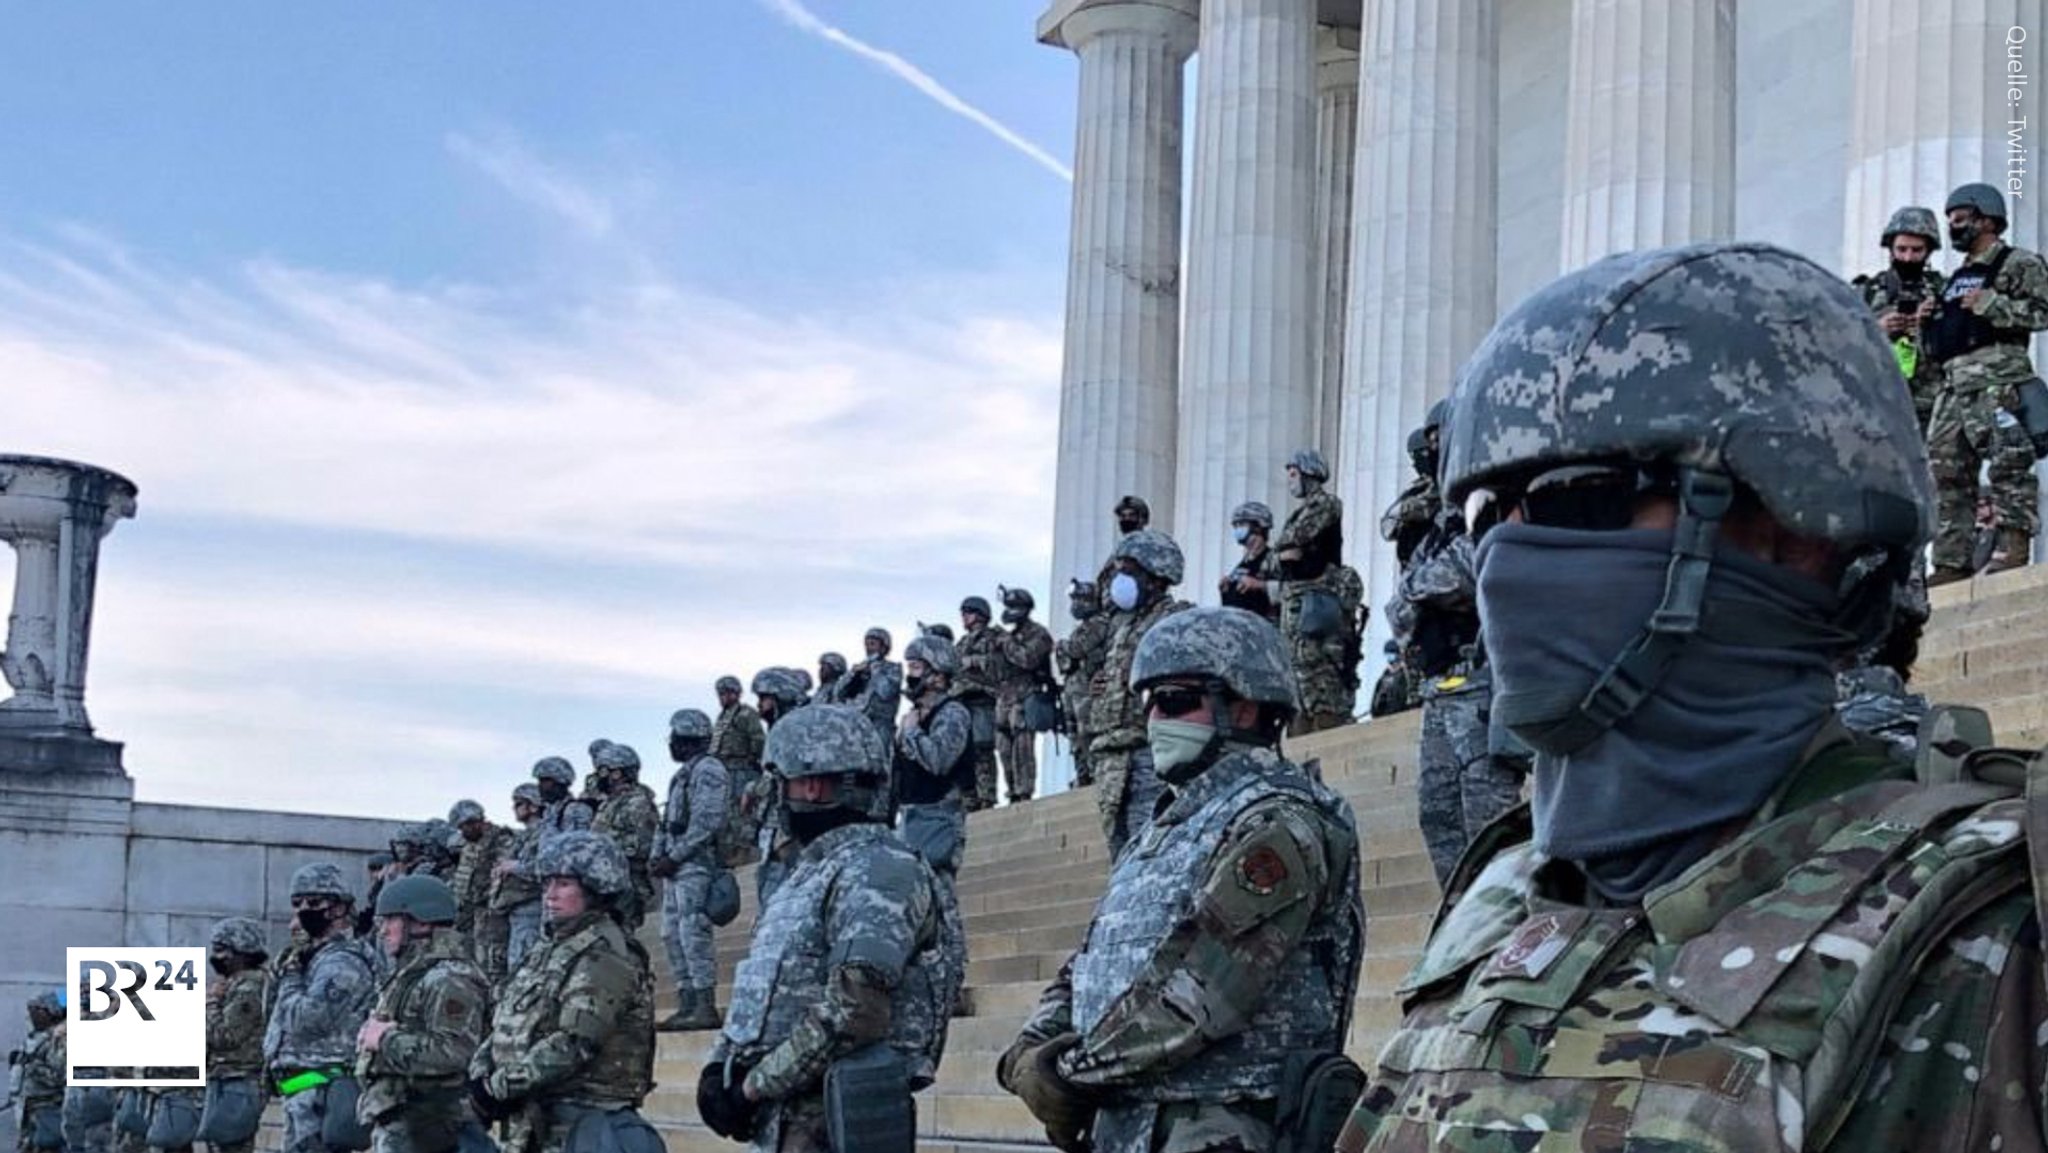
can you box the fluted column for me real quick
[1174,0,1322,601]
[3,534,60,715]
[1559,0,1735,268]
[1041,0,1200,633]
[1339,0,1498,661]
[1312,25,1361,454]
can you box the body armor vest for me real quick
[1929,244,2031,364]
[895,696,974,806]
[206,969,269,1076]
[1072,754,1362,1102]
[488,915,654,1106]
[265,937,380,1070]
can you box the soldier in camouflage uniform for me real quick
[448,801,514,972]
[1055,580,1111,786]
[1096,495,1151,590]
[1087,529,1190,858]
[588,744,659,931]
[750,668,812,906]
[1249,448,1356,735]
[1380,405,1447,571]
[1853,205,1947,432]
[698,706,956,1153]
[467,833,656,1153]
[62,1067,114,1153]
[202,918,270,1153]
[650,708,730,1032]
[264,863,383,1153]
[488,784,547,979]
[993,587,1055,803]
[12,993,65,1153]
[1000,607,1363,1153]
[952,596,1004,811]
[894,633,976,1017]
[1218,501,1279,624]
[711,676,768,869]
[1927,182,2048,583]
[839,627,903,749]
[355,877,492,1153]
[530,759,594,845]
[812,653,847,706]
[1339,240,2048,1151]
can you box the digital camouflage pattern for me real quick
[655,751,730,994]
[531,758,576,786]
[1113,529,1184,584]
[994,616,1055,802]
[15,1014,65,1153]
[452,820,515,972]
[842,649,904,747]
[490,807,546,980]
[290,863,353,901]
[265,932,381,1153]
[894,688,973,1010]
[1008,747,1362,1153]
[535,831,629,899]
[210,917,268,958]
[711,698,768,867]
[1057,583,1113,780]
[1128,605,1298,710]
[354,928,491,1153]
[1833,665,1928,761]
[1416,668,1521,886]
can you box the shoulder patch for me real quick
[1237,846,1289,895]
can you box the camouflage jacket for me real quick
[1935,240,2048,389]
[1017,747,1363,1101]
[1854,264,1948,393]
[471,910,654,1109]
[712,703,767,773]
[1339,730,2048,1153]
[1833,665,1928,763]
[954,624,1003,700]
[205,967,270,1076]
[1087,597,1191,754]
[263,933,381,1072]
[358,929,492,1109]
[16,1024,65,1107]
[994,619,1056,706]
[842,657,903,736]
[1261,488,1345,587]
[652,753,729,868]
[489,823,544,912]
[896,690,974,806]
[1379,475,1440,567]
[1056,613,1114,685]
[592,783,659,870]
[452,824,516,931]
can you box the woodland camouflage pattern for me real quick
[711,696,768,866]
[1088,594,1187,855]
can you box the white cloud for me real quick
[755,0,1074,184]
[446,130,619,237]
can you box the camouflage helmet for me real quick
[1113,494,1150,520]
[715,675,743,696]
[208,917,268,957]
[1001,586,1035,612]
[389,821,425,849]
[668,708,713,740]
[903,633,961,676]
[1288,448,1330,481]
[751,666,808,706]
[1880,205,1941,249]
[1130,606,1299,718]
[593,743,641,774]
[448,799,485,826]
[532,756,576,785]
[762,704,892,820]
[818,652,848,679]
[587,738,612,760]
[960,595,992,620]
[512,783,543,808]
[536,830,629,898]
[1229,500,1274,532]
[421,818,460,854]
[27,991,61,1018]
[1112,529,1186,585]
[793,668,815,693]
[374,875,459,924]
[289,862,353,901]
[922,622,955,641]
[368,852,394,871]
[1946,181,2008,222]
[864,626,893,655]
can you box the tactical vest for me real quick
[205,969,269,1076]
[895,696,974,806]
[721,824,948,1088]
[1072,755,1362,1102]
[666,754,729,867]
[454,825,514,918]
[489,915,654,1106]
[1928,244,2031,364]
[357,936,488,1117]
[267,937,380,1070]
[490,825,543,911]
[1359,739,2036,1152]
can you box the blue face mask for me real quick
[1109,572,1141,611]
[1232,525,1251,544]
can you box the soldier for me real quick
[1380,405,1447,570]
[12,992,65,1153]
[354,877,492,1153]
[1218,501,1279,623]
[416,821,461,883]
[1054,580,1111,786]
[1927,181,2048,583]
[993,587,1055,804]
[1251,448,1356,735]
[1086,529,1190,858]
[1096,495,1151,589]
[952,595,1004,811]
[447,801,514,976]
[1854,205,1947,431]
[466,833,657,1153]
[62,1066,114,1153]
[651,708,731,1032]
[813,653,847,705]
[200,918,270,1153]
[711,675,768,870]
[1336,240,2048,1150]
[999,607,1364,1153]
[696,706,956,1153]
[838,627,903,748]
[487,784,547,978]
[750,668,811,906]
[588,744,659,931]
[530,758,594,841]
[894,633,976,1017]
[263,864,381,1153]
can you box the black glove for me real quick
[695,1061,759,1140]
[466,1078,509,1123]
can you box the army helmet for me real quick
[1113,494,1150,520]
[374,875,459,924]
[532,756,576,786]
[960,595,992,621]
[422,819,462,855]
[1289,448,1331,481]
[448,799,485,826]
[1230,500,1274,532]
[1946,181,2009,223]
[389,821,424,851]
[1880,205,1941,249]
[208,917,268,958]
[751,666,808,707]
[593,743,641,774]
[1130,605,1300,718]
[819,652,848,679]
[1001,587,1035,612]
[536,830,630,898]
[587,738,614,761]
[864,626,893,655]
[289,862,353,901]
[763,703,892,820]
[1112,529,1186,585]
[903,632,961,676]
[512,782,543,808]
[715,675,743,696]
[28,990,62,1018]
[669,708,713,740]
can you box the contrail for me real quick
[756,0,1074,183]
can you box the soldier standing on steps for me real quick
[999,607,1363,1153]
[651,708,730,1033]
[712,676,769,869]
[588,744,660,931]
[354,877,493,1153]
[1852,206,1947,433]
[202,919,271,1153]
[697,706,954,1153]
[953,596,1004,811]
[448,801,515,975]
[13,992,66,1153]
[841,628,904,749]
[1055,580,1111,786]
[489,784,547,978]
[1087,530,1191,858]
[264,864,382,1153]
[894,633,976,1018]
[993,586,1056,804]
[751,668,813,907]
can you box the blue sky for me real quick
[4,1,1086,818]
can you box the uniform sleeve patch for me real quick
[1236,846,1289,895]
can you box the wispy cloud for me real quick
[446,129,618,237]
[755,0,1073,184]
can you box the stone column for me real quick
[1312,25,1362,453]
[1559,0,1735,268]
[3,534,59,715]
[1339,0,1499,660]
[1173,0,1322,601]
[1040,0,1199,633]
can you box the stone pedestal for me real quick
[1560,0,1735,267]
[1039,0,1200,630]
[1313,25,1362,453]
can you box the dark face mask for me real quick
[537,780,567,804]
[1889,257,1926,280]
[904,674,927,698]
[1410,447,1439,481]
[461,826,483,843]
[1117,518,1142,534]
[1950,221,1982,250]
[296,907,332,937]
[1001,608,1027,626]
[209,954,234,976]
[785,805,864,844]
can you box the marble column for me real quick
[1338,0,1498,662]
[1559,0,1735,268]
[1040,0,1200,633]
[1173,0,1322,602]
[1313,25,1362,455]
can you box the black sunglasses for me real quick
[1145,686,1208,719]
[1465,462,1677,535]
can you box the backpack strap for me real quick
[1914,704,1995,785]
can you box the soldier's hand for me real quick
[356,1019,394,1052]
[1879,310,1911,336]
[1002,1034,1095,1145]
[1916,296,1938,320]
[1964,287,1987,310]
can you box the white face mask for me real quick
[1148,718,1219,781]
[1109,572,1141,611]
[1232,525,1251,544]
